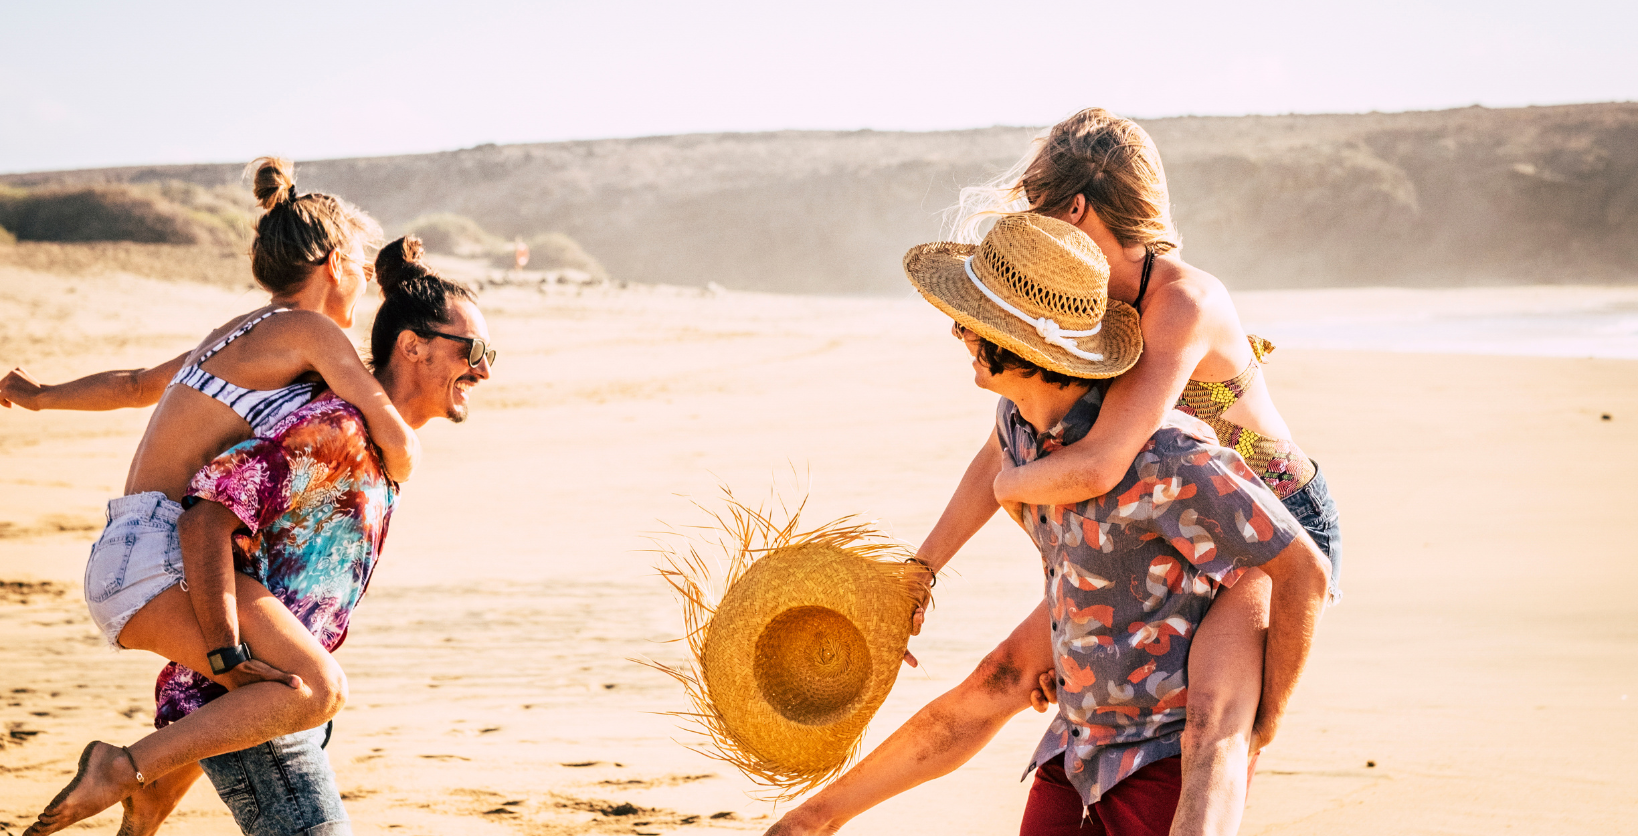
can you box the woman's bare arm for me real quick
[0,353,187,411]
[294,317,421,483]
[993,287,1210,506]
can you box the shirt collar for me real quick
[1013,386,1105,452]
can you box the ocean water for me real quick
[1234,286,1638,360]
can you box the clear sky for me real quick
[4,0,1635,173]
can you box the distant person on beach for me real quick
[20,235,492,836]
[768,110,1341,836]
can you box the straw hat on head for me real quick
[904,213,1143,379]
[647,494,926,801]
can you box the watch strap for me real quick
[207,642,253,675]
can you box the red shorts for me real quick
[1019,754,1181,836]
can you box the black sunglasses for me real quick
[417,330,497,368]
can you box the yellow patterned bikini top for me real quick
[1174,336,1315,499]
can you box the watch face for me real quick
[209,644,247,674]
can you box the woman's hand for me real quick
[0,367,44,409]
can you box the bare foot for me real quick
[117,762,202,836]
[24,741,141,836]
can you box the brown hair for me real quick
[948,109,1179,253]
[970,330,1094,388]
[368,235,477,372]
[1019,109,1178,253]
[245,157,382,293]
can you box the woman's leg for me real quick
[1170,569,1270,836]
[768,602,1055,836]
[23,576,345,836]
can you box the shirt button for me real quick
[1058,676,1066,687]
[1051,621,1058,631]
[1071,728,1081,738]
[1039,513,1048,524]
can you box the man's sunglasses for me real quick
[417,330,497,368]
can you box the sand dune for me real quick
[3,267,1637,834]
[6,102,1637,293]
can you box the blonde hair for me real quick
[245,157,382,293]
[947,108,1179,254]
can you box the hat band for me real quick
[963,257,1105,362]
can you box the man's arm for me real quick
[1249,533,1330,750]
[1,353,188,410]
[176,499,302,689]
[177,500,246,654]
[903,432,1006,654]
[916,432,1005,574]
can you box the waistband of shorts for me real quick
[106,491,184,524]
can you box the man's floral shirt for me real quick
[996,390,1301,806]
[154,393,395,727]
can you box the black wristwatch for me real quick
[207,642,254,675]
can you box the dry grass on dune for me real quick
[0,241,254,289]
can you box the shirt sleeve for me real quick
[1146,429,1303,587]
[186,437,292,532]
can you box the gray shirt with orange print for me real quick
[995,389,1302,806]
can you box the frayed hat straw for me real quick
[904,213,1142,378]
[646,493,927,801]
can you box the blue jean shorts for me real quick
[84,492,185,647]
[1280,462,1343,604]
[200,721,351,836]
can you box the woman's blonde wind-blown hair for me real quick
[644,490,929,802]
[945,108,1180,254]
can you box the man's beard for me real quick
[447,403,469,424]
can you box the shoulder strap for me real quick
[1133,249,1155,312]
[197,308,291,363]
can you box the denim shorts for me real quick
[1280,461,1343,604]
[84,492,186,648]
[200,721,351,836]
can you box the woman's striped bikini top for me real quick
[168,308,321,437]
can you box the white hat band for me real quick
[964,257,1105,362]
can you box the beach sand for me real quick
[3,267,1636,835]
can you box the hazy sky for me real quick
[4,0,1635,173]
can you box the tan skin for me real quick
[19,299,487,836]
[1,243,420,489]
[769,211,1328,836]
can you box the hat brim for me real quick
[904,241,1143,379]
[702,542,916,775]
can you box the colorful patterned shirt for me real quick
[153,393,396,727]
[996,388,1302,806]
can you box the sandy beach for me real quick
[3,266,1637,835]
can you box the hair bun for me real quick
[376,235,432,294]
[247,156,297,211]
